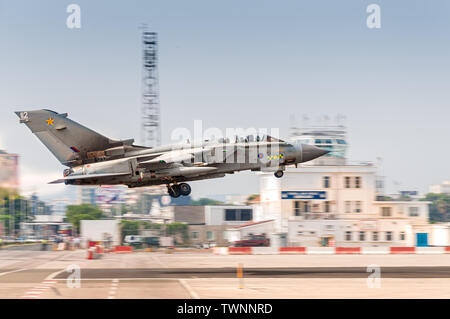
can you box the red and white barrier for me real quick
[213,246,450,255]
[279,247,306,255]
[86,247,102,260]
[114,246,133,253]
[390,247,415,254]
[335,247,361,255]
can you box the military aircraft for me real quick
[15,109,329,198]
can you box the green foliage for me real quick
[65,204,105,234]
[421,193,450,222]
[166,222,189,243]
[120,220,140,241]
[0,189,30,235]
[119,221,162,241]
[189,198,223,206]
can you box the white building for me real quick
[257,121,435,247]
[429,181,450,194]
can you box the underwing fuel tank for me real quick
[70,158,135,177]
[155,166,217,177]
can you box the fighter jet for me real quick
[15,109,329,198]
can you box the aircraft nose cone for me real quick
[301,144,330,162]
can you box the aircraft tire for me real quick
[274,170,284,178]
[168,185,181,198]
[179,183,191,196]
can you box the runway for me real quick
[0,249,449,298]
[52,266,450,279]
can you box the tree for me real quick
[0,188,30,236]
[189,198,223,206]
[166,222,188,244]
[119,221,163,241]
[65,204,105,235]
[120,220,140,241]
[421,193,450,222]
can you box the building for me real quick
[173,205,254,246]
[429,181,450,194]
[80,219,120,245]
[257,119,432,247]
[0,150,19,190]
[225,220,275,244]
[21,214,71,238]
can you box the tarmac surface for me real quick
[0,247,449,299]
[53,266,450,279]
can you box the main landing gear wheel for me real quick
[179,183,191,196]
[274,170,284,178]
[168,185,181,198]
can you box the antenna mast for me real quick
[141,26,161,147]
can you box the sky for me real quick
[0,0,449,202]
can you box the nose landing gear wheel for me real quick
[274,170,284,178]
[179,183,191,196]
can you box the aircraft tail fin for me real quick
[15,109,130,167]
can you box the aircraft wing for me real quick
[138,148,205,166]
[48,172,130,184]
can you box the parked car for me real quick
[124,235,143,246]
[143,237,159,247]
[24,236,41,242]
[233,235,270,247]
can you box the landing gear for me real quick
[274,170,284,178]
[178,183,191,196]
[167,185,181,198]
[167,183,191,198]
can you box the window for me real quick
[359,231,365,241]
[294,201,301,216]
[386,231,393,241]
[240,209,252,221]
[304,201,310,213]
[337,139,346,145]
[345,201,351,213]
[345,177,351,188]
[225,209,237,221]
[324,201,331,213]
[355,201,362,213]
[372,231,378,241]
[345,231,352,241]
[294,201,310,216]
[325,139,332,144]
[323,176,331,188]
[400,232,405,240]
[355,177,361,188]
[409,207,419,217]
[192,232,199,239]
[381,207,392,217]
[315,139,322,144]
[207,231,214,240]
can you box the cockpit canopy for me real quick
[216,135,284,144]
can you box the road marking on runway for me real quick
[179,279,199,299]
[20,280,58,299]
[107,279,119,299]
[0,268,28,277]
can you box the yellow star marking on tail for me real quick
[46,116,55,126]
